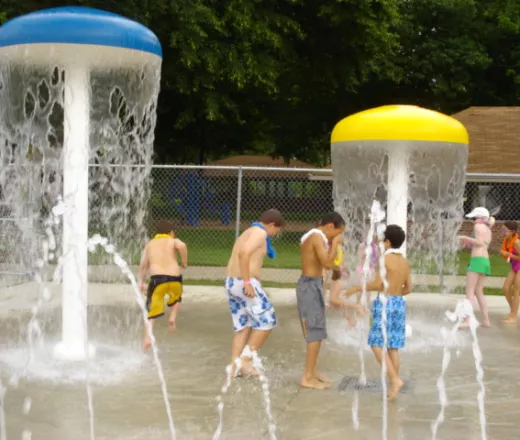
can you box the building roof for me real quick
[206,155,329,178]
[208,155,317,168]
[451,107,520,173]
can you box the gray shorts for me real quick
[296,275,327,343]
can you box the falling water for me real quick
[0,41,159,439]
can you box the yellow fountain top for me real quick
[331,105,468,144]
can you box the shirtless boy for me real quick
[139,220,188,352]
[297,212,345,389]
[225,209,285,376]
[341,225,411,400]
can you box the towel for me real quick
[252,222,276,259]
[300,228,328,249]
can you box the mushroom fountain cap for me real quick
[0,6,162,67]
[331,105,468,145]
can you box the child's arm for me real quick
[503,240,520,261]
[174,238,188,268]
[138,245,149,288]
[344,273,384,297]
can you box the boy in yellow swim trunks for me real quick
[139,220,188,352]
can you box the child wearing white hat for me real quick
[457,207,494,328]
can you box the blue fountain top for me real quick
[0,7,162,58]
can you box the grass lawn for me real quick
[88,228,511,278]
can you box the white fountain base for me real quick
[53,341,96,361]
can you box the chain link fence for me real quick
[1,165,520,286]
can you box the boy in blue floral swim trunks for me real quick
[344,225,412,400]
[225,209,285,376]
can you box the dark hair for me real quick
[156,220,174,235]
[319,212,345,229]
[384,225,406,249]
[505,221,518,232]
[259,209,285,227]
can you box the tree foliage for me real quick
[0,0,519,164]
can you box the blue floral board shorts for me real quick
[368,295,406,349]
[225,277,277,332]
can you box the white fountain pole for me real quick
[54,63,95,361]
[386,146,409,256]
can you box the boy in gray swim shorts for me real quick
[297,212,345,389]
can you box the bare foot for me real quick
[300,377,330,390]
[481,320,492,328]
[238,359,260,377]
[315,372,332,384]
[142,337,152,353]
[168,318,176,333]
[502,315,513,322]
[502,317,517,325]
[387,379,404,401]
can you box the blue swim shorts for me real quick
[225,277,277,332]
[368,295,406,349]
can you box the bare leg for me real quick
[460,272,480,328]
[230,327,252,374]
[502,271,514,318]
[389,348,400,377]
[168,302,181,333]
[503,271,520,324]
[372,346,403,400]
[143,318,156,352]
[300,341,329,389]
[474,275,490,327]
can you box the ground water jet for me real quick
[87,234,177,440]
[212,345,276,440]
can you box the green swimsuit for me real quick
[467,234,491,276]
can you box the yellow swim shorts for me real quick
[146,275,183,319]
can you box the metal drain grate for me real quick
[337,376,414,394]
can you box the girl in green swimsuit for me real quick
[458,207,494,328]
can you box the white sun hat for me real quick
[465,207,490,219]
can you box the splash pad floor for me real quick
[0,283,519,439]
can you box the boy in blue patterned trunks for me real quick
[225,209,285,376]
[343,225,412,400]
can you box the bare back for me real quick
[227,226,267,279]
[145,238,181,276]
[384,254,411,296]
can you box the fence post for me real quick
[235,166,243,240]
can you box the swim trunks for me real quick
[467,256,491,276]
[368,295,406,349]
[331,268,341,281]
[296,275,327,343]
[225,277,277,332]
[146,275,183,319]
